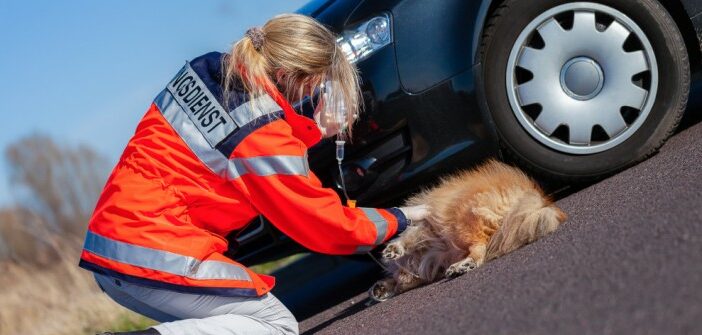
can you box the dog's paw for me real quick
[369,280,396,302]
[382,243,405,260]
[445,258,478,277]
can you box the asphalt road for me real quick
[300,102,702,334]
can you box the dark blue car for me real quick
[231,0,702,319]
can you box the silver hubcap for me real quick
[560,57,605,100]
[506,2,658,154]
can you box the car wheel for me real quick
[480,0,690,181]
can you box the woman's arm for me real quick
[230,119,408,255]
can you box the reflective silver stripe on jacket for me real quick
[354,207,389,254]
[156,89,232,177]
[228,155,309,179]
[230,94,280,127]
[154,89,308,180]
[83,230,252,281]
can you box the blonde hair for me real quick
[223,13,361,139]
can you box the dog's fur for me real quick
[370,159,567,301]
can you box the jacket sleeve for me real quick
[230,120,408,255]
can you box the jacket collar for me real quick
[192,52,322,148]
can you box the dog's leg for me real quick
[382,240,406,260]
[445,256,477,277]
[468,243,487,266]
[394,269,424,294]
[444,244,487,277]
[382,223,427,260]
[369,278,397,302]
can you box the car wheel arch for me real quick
[475,0,701,70]
[658,0,702,70]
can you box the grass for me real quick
[0,259,152,335]
[107,313,157,333]
[250,253,306,274]
[0,252,304,334]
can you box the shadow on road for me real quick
[679,73,702,131]
[301,298,372,335]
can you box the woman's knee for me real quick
[258,294,298,335]
[279,317,299,335]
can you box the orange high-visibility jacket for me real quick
[79,52,407,297]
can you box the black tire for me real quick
[480,0,690,181]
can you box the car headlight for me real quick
[337,14,392,64]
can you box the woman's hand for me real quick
[398,204,430,224]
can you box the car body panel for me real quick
[296,0,336,17]
[392,0,484,93]
[328,0,492,94]
[682,0,702,53]
[306,37,497,208]
[691,13,702,69]
[310,0,363,30]
[310,0,498,205]
[681,0,702,16]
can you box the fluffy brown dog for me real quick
[370,159,567,301]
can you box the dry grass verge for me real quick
[0,257,154,335]
[0,251,304,334]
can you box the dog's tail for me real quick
[485,193,566,261]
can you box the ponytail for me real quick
[222,14,362,139]
[222,28,272,116]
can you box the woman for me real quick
[81,14,428,335]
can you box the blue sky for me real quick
[0,0,309,206]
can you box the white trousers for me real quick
[94,274,299,335]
